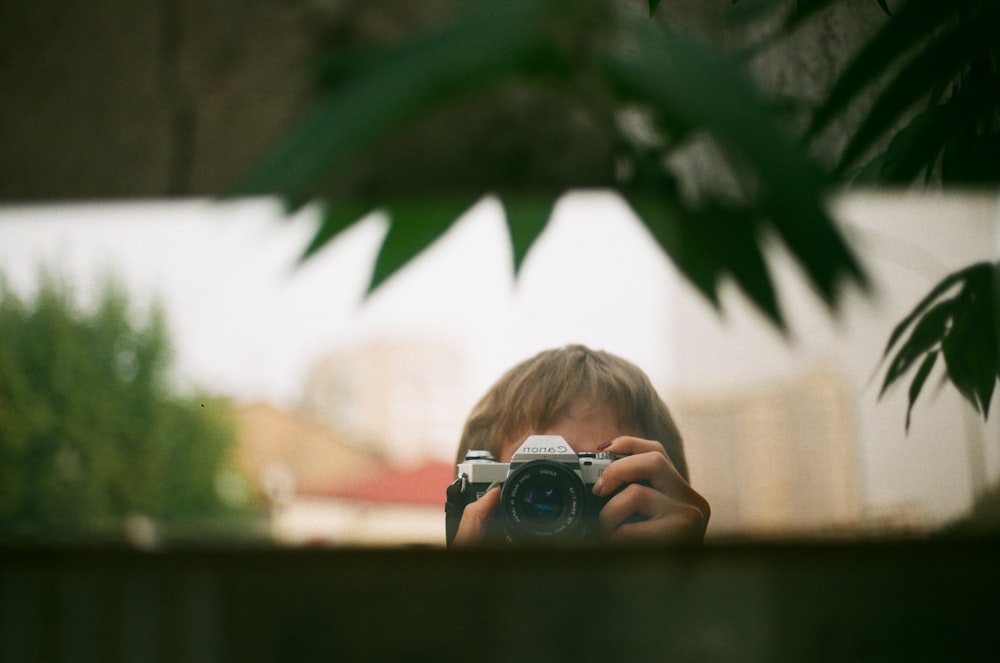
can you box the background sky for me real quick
[1,191,997,526]
[0,194,677,409]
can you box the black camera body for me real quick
[446,435,624,545]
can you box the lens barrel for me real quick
[500,460,589,542]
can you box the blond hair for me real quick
[457,345,688,480]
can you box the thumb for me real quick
[452,483,501,546]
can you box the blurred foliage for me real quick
[877,262,998,431]
[0,271,260,543]
[241,0,998,429]
[779,0,1000,427]
[240,0,866,332]
[796,0,1000,186]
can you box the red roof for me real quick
[310,460,455,507]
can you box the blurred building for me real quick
[674,365,867,539]
[298,337,469,463]
[235,338,468,545]
[235,402,450,545]
[234,402,385,501]
[276,460,453,547]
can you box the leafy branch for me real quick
[878,262,999,430]
[780,0,1000,428]
[802,0,1000,185]
[239,0,866,332]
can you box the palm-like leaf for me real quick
[607,18,865,317]
[499,193,559,277]
[238,0,866,329]
[369,197,480,293]
[803,0,1000,428]
[879,262,999,430]
[805,0,1000,183]
[238,1,553,211]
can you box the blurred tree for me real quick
[0,271,258,542]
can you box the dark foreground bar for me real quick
[1,538,997,662]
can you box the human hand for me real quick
[450,482,502,546]
[592,436,710,544]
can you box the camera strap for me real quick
[444,475,468,548]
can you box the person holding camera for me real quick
[446,345,710,546]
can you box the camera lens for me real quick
[519,481,565,523]
[500,460,589,542]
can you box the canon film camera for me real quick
[445,435,626,545]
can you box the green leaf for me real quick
[879,298,955,399]
[808,0,964,141]
[941,285,983,413]
[879,262,1000,427]
[606,20,866,309]
[624,190,722,312]
[781,0,845,35]
[648,0,661,18]
[236,1,548,211]
[300,203,374,262]
[993,262,1000,377]
[880,263,984,362]
[876,104,953,184]
[942,134,1000,185]
[367,197,479,294]
[873,65,1000,186]
[936,264,998,416]
[906,350,938,432]
[625,180,785,329]
[621,150,721,306]
[499,193,557,277]
[850,152,887,186]
[834,17,992,175]
[961,266,998,416]
[692,206,784,330]
[779,0,892,36]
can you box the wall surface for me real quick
[0,0,882,200]
[0,0,314,199]
[2,541,998,661]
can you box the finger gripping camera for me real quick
[445,435,624,545]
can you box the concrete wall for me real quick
[3,543,999,660]
[0,0,882,201]
[0,0,315,199]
